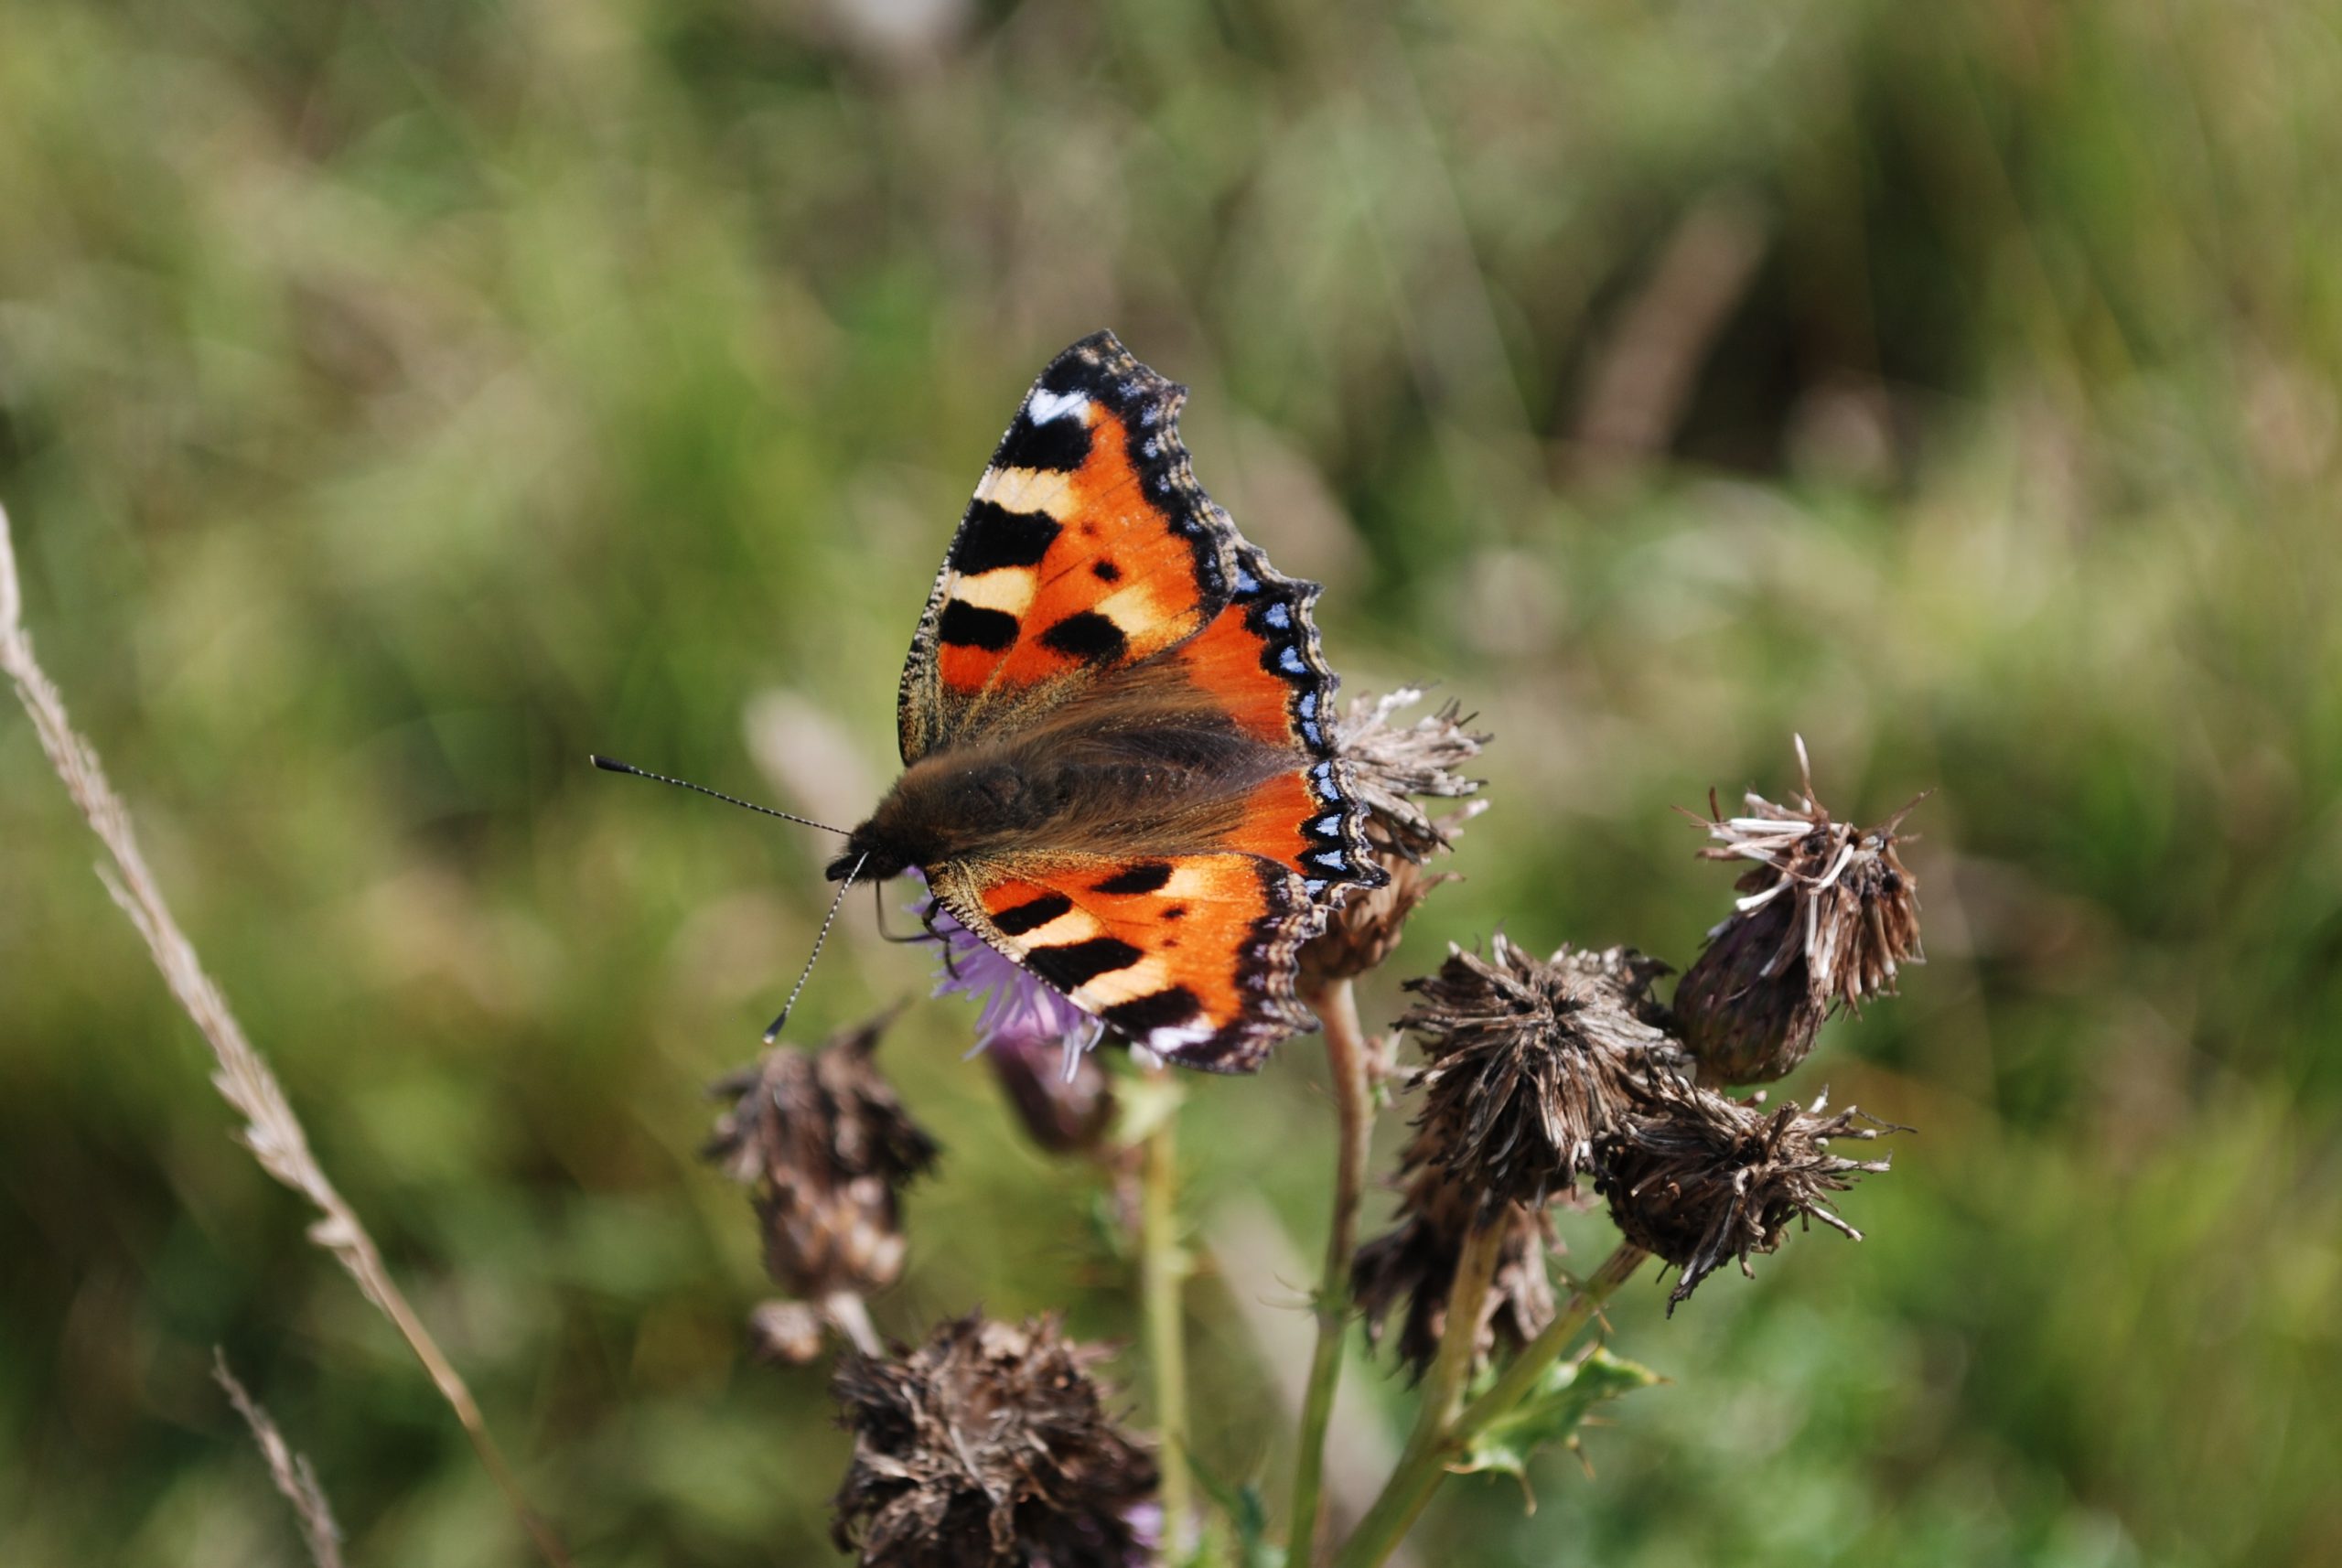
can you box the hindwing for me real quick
[928,852,1323,1073]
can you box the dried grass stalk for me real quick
[212,1351,346,1568]
[0,499,569,1567]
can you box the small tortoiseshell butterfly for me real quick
[832,331,1386,1072]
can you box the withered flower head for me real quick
[1595,1073,1894,1313]
[832,1313,1159,1568]
[1675,736,1926,1083]
[1402,937,1679,1217]
[1329,686,1489,863]
[1303,689,1490,983]
[983,1028,1118,1157]
[704,1008,940,1303]
[1301,847,1462,989]
[1351,1125,1558,1378]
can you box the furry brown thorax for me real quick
[826,678,1299,885]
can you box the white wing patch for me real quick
[1026,387,1091,425]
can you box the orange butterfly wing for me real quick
[898,332,1230,761]
[929,853,1319,1073]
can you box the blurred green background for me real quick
[5,1,2339,1563]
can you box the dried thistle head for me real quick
[1330,687,1489,863]
[983,1027,1119,1157]
[832,1313,1159,1568]
[1301,843,1463,989]
[1595,1073,1894,1313]
[1301,690,1489,983]
[704,1009,940,1303]
[1676,736,1925,1083]
[1351,1125,1558,1379]
[1402,938,1680,1218]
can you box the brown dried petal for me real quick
[1595,1073,1894,1313]
[704,1008,940,1300]
[832,1313,1158,1568]
[1678,737,1925,1083]
[1402,937,1680,1219]
[1351,1126,1557,1378]
[1331,687,1489,862]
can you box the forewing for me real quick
[898,331,1236,762]
[929,852,1324,1073]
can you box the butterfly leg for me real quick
[918,897,965,982]
[871,880,931,945]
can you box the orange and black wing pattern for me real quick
[897,332,1386,1068]
[897,330,1234,761]
[1169,539,1383,902]
[898,330,1382,902]
[929,852,1322,1073]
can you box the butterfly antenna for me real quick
[589,755,849,835]
[762,851,868,1043]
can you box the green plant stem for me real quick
[1456,1241,1647,1436]
[1288,976,1376,1567]
[1332,1242,1649,1568]
[1141,1083,1193,1556]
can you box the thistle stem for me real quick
[1408,1219,1506,1451]
[1288,976,1376,1566]
[1140,1079,1193,1555]
[1332,1242,1648,1568]
[1456,1242,1647,1438]
[822,1292,882,1358]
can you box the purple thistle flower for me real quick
[912,875,1103,1079]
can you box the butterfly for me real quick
[829,331,1385,1072]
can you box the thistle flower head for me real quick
[918,876,1103,1078]
[1676,736,1925,1083]
[704,1009,940,1303]
[832,1312,1159,1568]
[1595,1074,1894,1313]
[1350,1126,1558,1378]
[1402,938,1680,1218]
[1330,686,1489,863]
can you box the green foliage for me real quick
[1457,1348,1661,1496]
[3,0,2339,1565]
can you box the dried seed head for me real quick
[983,1028,1119,1157]
[832,1313,1159,1568]
[1301,841,1464,988]
[1595,1073,1895,1313]
[704,1009,940,1302]
[1330,687,1489,863]
[1351,1126,1559,1378]
[1301,687,1488,984]
[1677,737,1926,1083]
[1402,937,1681,1218]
